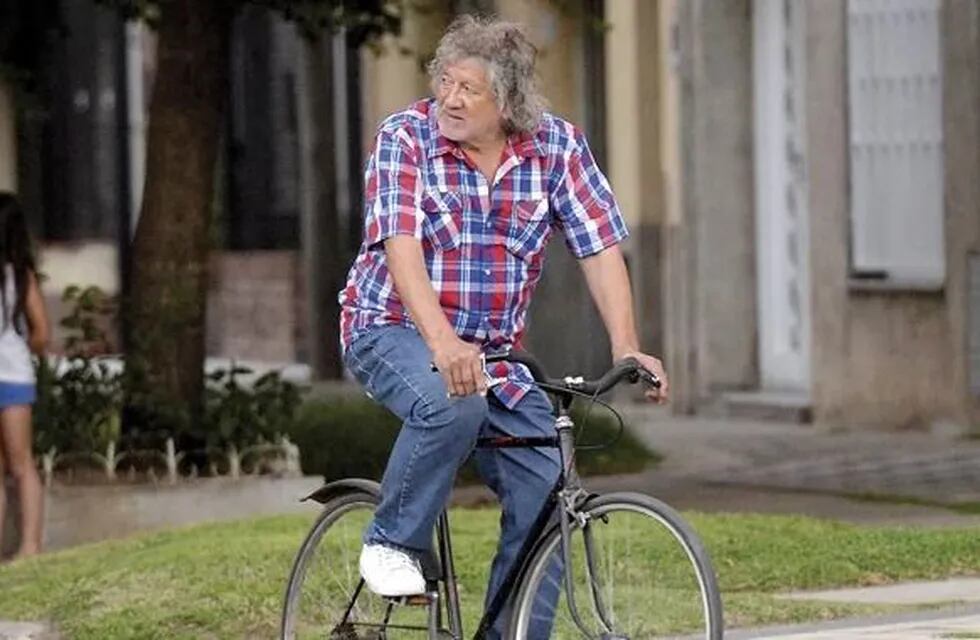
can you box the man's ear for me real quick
[499,105,512,131]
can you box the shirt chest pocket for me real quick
[500,198,551,263]
[420,190,464,252]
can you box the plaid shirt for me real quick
[339,99,628,408]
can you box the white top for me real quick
[0,265,35,384]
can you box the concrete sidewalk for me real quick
[735,608,980,639]
[741,580,980,639]
[615,405,980,525]
[0,621,55,640]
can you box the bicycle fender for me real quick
[300,478,381,504]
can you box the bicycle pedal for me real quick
[384,591,436,606]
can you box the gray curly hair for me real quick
[427,15,547,134]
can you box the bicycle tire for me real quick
[509,492,724,639]
[282,489,434,639]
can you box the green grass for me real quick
[0,510,979,638]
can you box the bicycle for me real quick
[281,351,724,639]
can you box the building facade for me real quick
[2,0,977,432]
[665,0,980,432]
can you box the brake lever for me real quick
[480,353,508,388]
[429,354,507,389]
[621,357,662,390]
[637,368,662,389]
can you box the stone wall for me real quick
[206,250,305,363]
[36,247,308,364]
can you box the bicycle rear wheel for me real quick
[510,492,723,639]
[281,490,432,639]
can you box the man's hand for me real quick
[617,350,669,404]
[431,337,487,397]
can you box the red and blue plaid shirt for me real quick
[339,99,628,408]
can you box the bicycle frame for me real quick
[432,402,604,640]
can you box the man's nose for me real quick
[444,84,464,107]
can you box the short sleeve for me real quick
[549,129,629,258]
[362,128,424,248]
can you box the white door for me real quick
[752,0,811,391]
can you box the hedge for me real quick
[287,395,660,483]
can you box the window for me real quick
[846,0,944,287]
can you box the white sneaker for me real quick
[359,544,426,596]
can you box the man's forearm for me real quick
[384,235,457,347]
[580,245,641,359]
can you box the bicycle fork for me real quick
[555,416,620,640]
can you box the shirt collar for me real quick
[509,129,546,159]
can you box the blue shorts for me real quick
[0,382,36,408]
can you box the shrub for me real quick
[33,356,122,456]
[34,285,306,468]
[289,397,401,482]
[287,395,659,483]
[33,285,122,455]
[198,365,305,451]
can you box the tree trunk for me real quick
[296,34,344,380]
[126,0,235,444]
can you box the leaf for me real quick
[61,284,80,301]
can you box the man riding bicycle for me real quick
[338,14,669,639]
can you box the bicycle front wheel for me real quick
[510,492,723,639]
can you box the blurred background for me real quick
[0,0,977,435]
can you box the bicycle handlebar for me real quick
[484,350,661,396]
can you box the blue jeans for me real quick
[344,325,561,637]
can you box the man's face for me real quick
[434,58,505,146]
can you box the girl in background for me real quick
[0,192,48,560]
